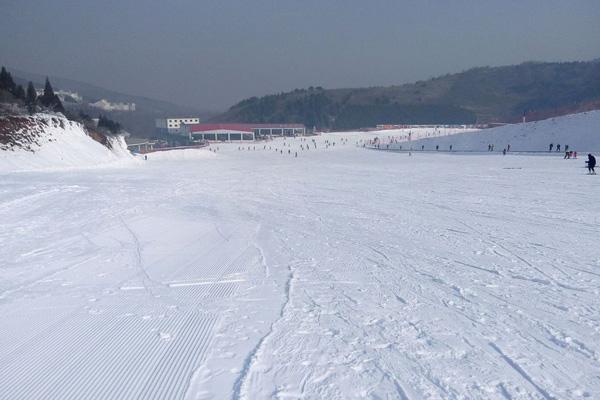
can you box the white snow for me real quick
[1,115,599,399]
[401,111,600,152]
[332,126,479,145]
[0,114,137,172]
[143,148,217,161]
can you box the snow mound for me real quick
[0,113,137,173]
[407,111,600,152]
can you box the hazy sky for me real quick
[1,0,599,111]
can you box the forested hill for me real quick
[213,60,600,130]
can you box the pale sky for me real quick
[1,0,599,110]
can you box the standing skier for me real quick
[549,143,553,152]
[586,154,596,174]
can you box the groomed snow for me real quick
[1,119,599,399]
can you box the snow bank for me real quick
[407,111,600,152]
[0,113,137,173]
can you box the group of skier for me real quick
[236,136,332,158]
[549,143,574,153]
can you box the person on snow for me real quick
[586,154,596,174]
[557,144,561,152]
[549,143,554,152]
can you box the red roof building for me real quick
[182,123,306,142]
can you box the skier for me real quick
[507,144,511,152]
[557,144,561,152]
[503,148,506,156]
[421,145,425,151]
[586,154,596,174]
[144,155,148,161]
[449,145,453,151]
[436,145,439,151]
[549,143,554,152]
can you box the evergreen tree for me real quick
[97,114,121,133]
[38,77,65,113]
[26,82,38,113]
[14,84,26,100]
[0,66,17,93]
[52,94,65,113]
[26,81,37,106]
[39,77,55,106]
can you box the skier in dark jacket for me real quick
[587,154,596,174]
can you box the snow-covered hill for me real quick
[0,113,136,172]
[404,111,600,152]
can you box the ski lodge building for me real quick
[181,123,306,142]
[155,117,201,135]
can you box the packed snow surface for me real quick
[0,114,136,172]
[1,129,599,399]
[402,111,600,152]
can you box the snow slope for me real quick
[0,113,136,172]
[144,148,217,161]
[402,111,600,152]
[1,134,599,399]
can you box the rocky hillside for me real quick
[214,60,600,130]
[0,113,135,172]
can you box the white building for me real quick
[155,117,201,135]
[89,99,136,112]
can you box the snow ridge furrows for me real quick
[488,342,558,400]
[140,313,217,399]
[233,258,295,400]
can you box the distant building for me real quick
[182,123,306,142]
[126,138,156,153]
[89,99,136,112]
[35,89,83,104]
[155,117,201,135]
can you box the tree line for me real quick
[1,66,64,113]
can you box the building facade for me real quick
[182,123,306,142]
[155,117,201,135]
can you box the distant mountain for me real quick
[9,68,218,137]
[213,60,600,130]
